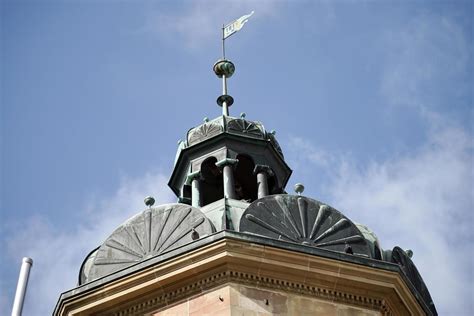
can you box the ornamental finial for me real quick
[213,11,254,117]
[213,59,235,116]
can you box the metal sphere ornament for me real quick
[144,196,155,207]
[294,183,305,195]
[213,59,235,78]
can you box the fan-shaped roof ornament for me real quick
[81,203,215,284]
[240,195,372,257]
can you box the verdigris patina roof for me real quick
[80,203,215,284]
[177,114,283,158]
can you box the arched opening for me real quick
[235,154,257,202]
[182,184,192,204]
[200,157,224,206]
[268,176,278,194]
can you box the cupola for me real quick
[168,58,291,231]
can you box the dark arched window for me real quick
[235,154,257,202]
[201,157,224,206]
[267,175,281,194]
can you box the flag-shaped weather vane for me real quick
[213,11,254,116]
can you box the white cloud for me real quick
[3,171,175,316]
[286,136,336,169]
[284,9,473,313]
[143,0,279,49]
[287,112,473,315]
[328,113,473,315]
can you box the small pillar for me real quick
[215,158,239,199]
[186,171,202,207]
[191,178,201,207]
[254,165,274,199]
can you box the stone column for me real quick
[186,171,202,207]
[254,165,274,199]
[215,158,239,199]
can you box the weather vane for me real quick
[213,11,254,116]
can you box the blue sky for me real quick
[1,0,472,315]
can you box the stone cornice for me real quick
[55,233,427,315]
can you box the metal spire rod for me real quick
[221,76,229,116]
[221,25,229,116]
[213,58,234,117]
[222,24,226,59]
[215,12,254,117]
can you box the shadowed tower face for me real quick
[55,17,437,316]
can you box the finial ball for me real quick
[294,183,305,195]
[213,59,235,78]
[144,196,155,207]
